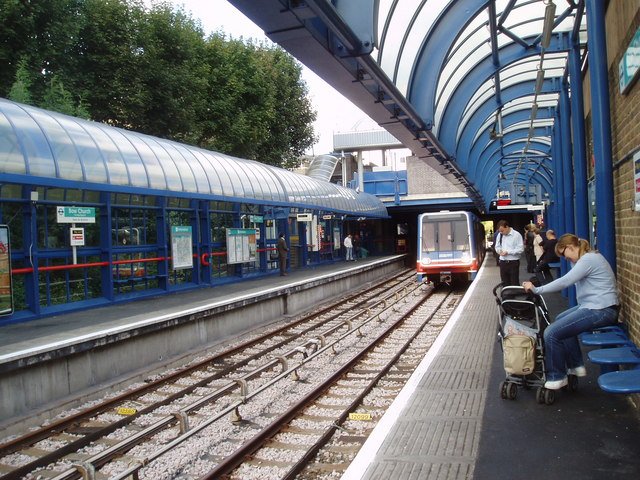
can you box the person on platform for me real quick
[525,223,537,273]
[344,234,354,261]
[535,229,559,284]
[496,219,524,286]
[533,227,544,264]
[277,232,289,276]
[523,234,619,390]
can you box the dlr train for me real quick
[416,210,486,285]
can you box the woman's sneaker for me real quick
[567,366,587,377]
[544,377,568,390]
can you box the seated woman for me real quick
[522,234,619,390]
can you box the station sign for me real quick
[619,24,640,94]
[297,213,313,222]
[57,206,95,224]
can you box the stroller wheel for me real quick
[566,374,579,392]
[507,382,518,400]
[544,388,555,405]
[536,387,545,404]
[499,381,508,399]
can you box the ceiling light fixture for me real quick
[541,1,557,49]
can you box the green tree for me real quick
[0,0,317,169]
[7,59,33,104]
[41,75,77,116]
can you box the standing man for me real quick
[344,234,354,261]
[277,232,289,276]
[496,219,524,286]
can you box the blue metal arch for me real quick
[470,125,553,192]
[456,80,558,171]
[476,136,553,196]
[406,0,490,125]
[438,32,570,153]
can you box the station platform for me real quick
[343,258,640,480]
[3,254,640,479]
[0,255,406,433]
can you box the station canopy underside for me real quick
[230,0,587,212]
[0,98,387,218]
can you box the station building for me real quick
[0,98,389,325]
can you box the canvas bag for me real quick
[503,334,536,375]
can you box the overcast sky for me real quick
[169,0,377,155]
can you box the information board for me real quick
[226,228,258,264]
[0,225,13,315]
[171,226,193,270]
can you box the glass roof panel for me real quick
[0,108,25,174]
[207,152,237,197]
[159,141,197,192]
[0,100,55,177]
[377,0,418,78]
[102,128,147,188]
[393,1,449,96]
[126,134,168,190]
[137,136,182,191]
[81,124,126,184]
[172,144,210,194]
[27,108,84,181]
[61,118,108,184]
[188,149,222,196]
[214,154,244,198]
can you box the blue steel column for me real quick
[560,80,575,235]
[551,125,565,236]
[22,186,40,315]
[99,192,114,301]
[568,43,589,239]
[585,0,616,271]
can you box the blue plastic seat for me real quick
[597,369,640,394]
[588,346,640,373]
[580,330,633,348]
[579,324,627,341]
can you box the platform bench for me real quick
[588,346,640,374]
[580,330,634,348]
[597,368,640,394]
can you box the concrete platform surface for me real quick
[343,259,640,480]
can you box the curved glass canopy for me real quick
[377,0,586,204]
[229,0,587,210]
[0,98,387,217]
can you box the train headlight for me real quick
[420,256,432,266]
[461,252,470,263]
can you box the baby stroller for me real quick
[493,284,568,405]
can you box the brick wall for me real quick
[406,156,465,195]
[604,2,640,407]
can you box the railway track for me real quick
[0,268,420,479]
[201,288,463,480]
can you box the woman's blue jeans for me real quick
[544,305,619,381]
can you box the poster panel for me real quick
[171,226,193,270]
[226,228,258,264]
[0,225,13,316]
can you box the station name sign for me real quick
[57,206,96,224]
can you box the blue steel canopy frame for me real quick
[229,1,586,211]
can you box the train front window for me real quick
[421,214,469,253]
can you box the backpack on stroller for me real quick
[493,284,562,405]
